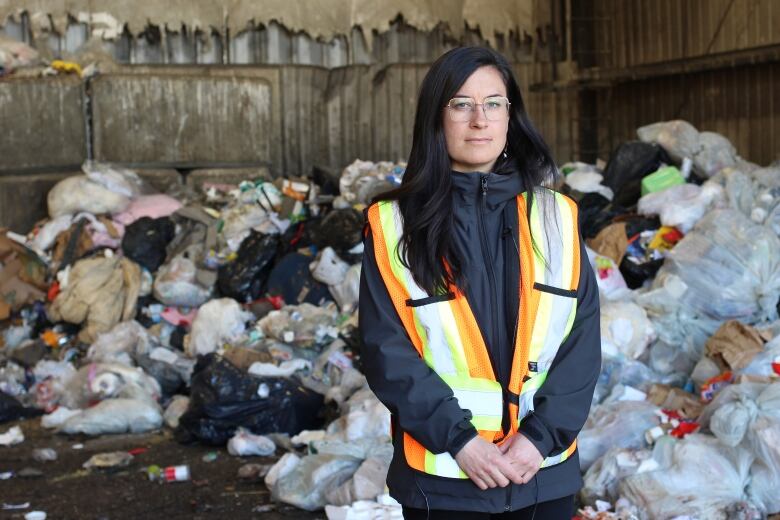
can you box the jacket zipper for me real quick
[480,177,515,512]
[477,175,502,379]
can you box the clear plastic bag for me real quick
[637,182,724,233]
[693,131,738,178]
[578,400,659,471]
[271,454,362,511]
[618,434,754,520]
[655,209,780,324]
[636,120,700,163]
[153,253,212,307]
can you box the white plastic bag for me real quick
[82,161,144,198]
[637,182,724,233]
[163,395,190,429]
[187,298,253,357]
[153,254,212,307]
[47,175,131,218]
[227,427,276,456]
[600,301,655,360]
[59,397,163,435]
[87,320,154,366]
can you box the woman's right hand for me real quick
[454,436,523,490]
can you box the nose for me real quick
[469,106,488,128]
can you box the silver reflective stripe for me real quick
[388,204,458,376]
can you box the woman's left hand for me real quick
[498,433,544,484]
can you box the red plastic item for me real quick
[47,282,60,302]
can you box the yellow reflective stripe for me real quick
[471,415,502,431]
[541,440,577,468]
[426,451,467,478]
[441,374,503,431]
[529,290,553,363]
[437,301,470,376]
[519,371,548,395]
[529,195,547,281]
[555,193,575,290]
[378,202,435,367]
[425,449,436,474]
[441,374,502,392]
[562,304,577,343]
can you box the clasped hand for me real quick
[453,434,543,490]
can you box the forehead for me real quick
[455,66,507,97]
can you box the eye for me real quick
[485,98,504,109]
[451,99,474,110]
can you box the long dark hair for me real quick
[374,46,558,295]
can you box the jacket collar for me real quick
[450,169,525,208]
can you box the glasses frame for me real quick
[445,96,512,122]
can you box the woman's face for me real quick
[443,66,509,174]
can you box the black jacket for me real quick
[358,170,601,513]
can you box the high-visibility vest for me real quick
[366,188,581,479]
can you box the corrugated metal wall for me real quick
[598,62,779,165]
[591,0,780,69]
[570,0,780,165]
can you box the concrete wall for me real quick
[0,77,86,172]
[91,67,282,169]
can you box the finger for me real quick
[498,441,510,454]
[496,457,525,485]
[471,474,488,490]
[487,466,510,488]
[479,471,498,489]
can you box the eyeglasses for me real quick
[445,96,511,122]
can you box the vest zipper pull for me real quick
[481,176,488,196]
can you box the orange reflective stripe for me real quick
[367,204,425,358]
[562,195,581,290]
[403,432,426,471]
[508,195,538,409]
[450,287,495,381]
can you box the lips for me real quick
[465,138,492,143]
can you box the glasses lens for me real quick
[483,97,509,121]
[448,98,475,122]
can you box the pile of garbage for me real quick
[3,118,780,519]
[563,120,780,520]
[0,158,404,517]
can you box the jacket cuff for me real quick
[518,412,555,459]
[447,421,479,458]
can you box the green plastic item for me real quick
[641,166,685,196]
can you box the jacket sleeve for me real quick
[359,223,478,457]
[517,236,602,458]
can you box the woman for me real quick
[359,46,601,519]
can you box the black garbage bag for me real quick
[121,217,176,272]
[175,354,324,445]
[620,257,664,289]
[266,253,334,305]
[577,192,628,240]
[0,392,42,424]
[217,231,279,303]
[276,219,319,258]
[602,142,673,207]
[619,214,664,288]
[312,208,364,258]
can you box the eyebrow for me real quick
[453,93,504,98]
